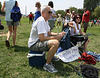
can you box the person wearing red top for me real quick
[29,12,33,24]
[82,8,90,33]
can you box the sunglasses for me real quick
[36,4,38,5]
[48,11,52,14]
[76,17,81,19]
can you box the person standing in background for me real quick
[34,2,41,21]
[29,12,33,24]
[48,1,57,30]
[56,12,62,28]
[70,11,75,22]
[1,0,19,47]
[65,9,71,23]
[82,8,90,33]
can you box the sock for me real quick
[46,63,48,65]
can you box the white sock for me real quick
[46,63,48,65]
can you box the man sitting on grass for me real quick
[28,5,66,73]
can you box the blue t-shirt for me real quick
[34,11,41,21]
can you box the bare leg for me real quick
[7,26,12,41]
[13,26,17,46]
[84,28,87,33]
[56,21,59,28]
[46,40,59,64]
[84,39,89,52]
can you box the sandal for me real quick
[5,40,10,47]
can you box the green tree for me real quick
[69,7,77,13]
[77,9,84,16]
[92,6,100,19]
[83,0,100,12]
[83,0,100,19]
[56,10,65,17]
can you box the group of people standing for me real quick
[1,0,91,73]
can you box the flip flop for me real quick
[5,40,10,47]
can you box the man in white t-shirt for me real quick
[28,5,66,73]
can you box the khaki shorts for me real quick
[83,22,88,29]
[30,40,49,51]
[7,21,19,26]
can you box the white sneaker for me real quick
[43,63,58,73]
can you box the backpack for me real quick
[81,52,96,64]
[87,51,100,61]
[75,64,99,78]
[80,64,99,78]
[11,1,22,22]
[60,28,71,50]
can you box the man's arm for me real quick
[1,1,5,12]
[48,31,58,36]
[39,32,66,42]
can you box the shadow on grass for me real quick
[30,60,77,77]
[11,45,29,52]
[54,61,76,77]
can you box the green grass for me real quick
[0,16,100,78]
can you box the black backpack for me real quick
[75,64,99,78]
[81,64,99,78]
[11,1,22,22]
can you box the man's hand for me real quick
[57,32,66,41]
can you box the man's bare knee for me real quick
[48,40,59,48]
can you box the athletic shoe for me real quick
[43,63,58,73]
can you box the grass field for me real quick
[0,16,100,78]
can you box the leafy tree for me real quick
[83,0,100,12]
[69,7,77,13]
[92,6,100,19]
[83,0,100,19]
[56,10,65,17]
[77,9,84,16]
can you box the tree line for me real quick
[56,0,100,20]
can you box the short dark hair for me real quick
[48,1,54,8]
[73,14,82,24]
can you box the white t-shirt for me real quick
[28,16,50,48]
[70,22,81,36]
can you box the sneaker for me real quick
[43,63,58,73]
[5,40,10,47]
[52,56,60,61]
